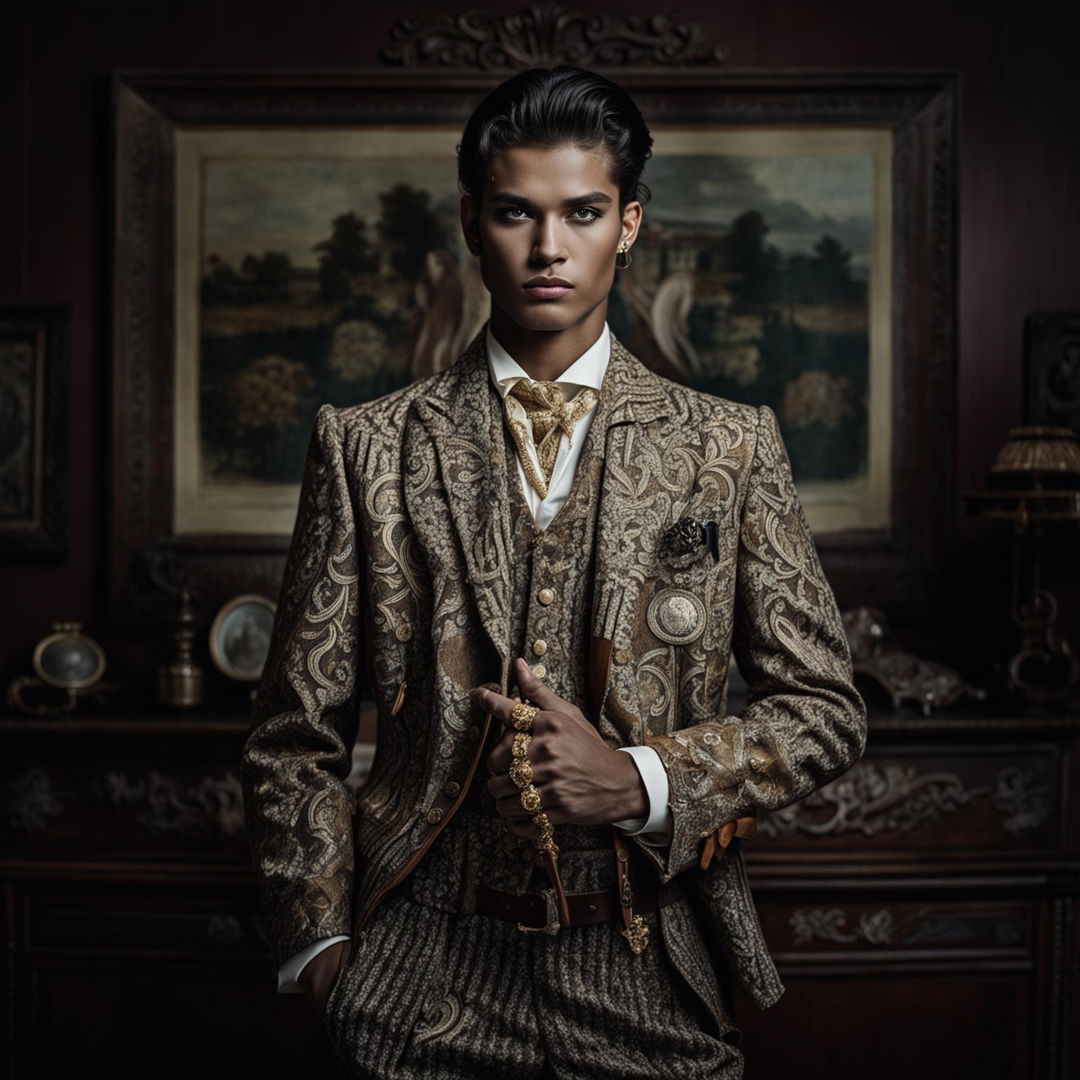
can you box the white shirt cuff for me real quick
[613,745,673,846]
[277,935,350,994]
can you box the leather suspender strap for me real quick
[540,847,572,929]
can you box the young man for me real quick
[242,66,866,1079]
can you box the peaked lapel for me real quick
[410,320,680,724]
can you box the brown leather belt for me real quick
[475,878,676,930]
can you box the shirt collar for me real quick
[486,321,610,401]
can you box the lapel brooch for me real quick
[657,515,720,569]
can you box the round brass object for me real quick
[646,587,707,645]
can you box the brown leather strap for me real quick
[475,878,673,929]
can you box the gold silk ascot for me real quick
[502,379,600,499]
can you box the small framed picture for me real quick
[208,594,276,682]
[32,623,107,689]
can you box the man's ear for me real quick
[620,199,644,249]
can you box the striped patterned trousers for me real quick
[321,866,744,1078]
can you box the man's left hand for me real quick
[471,657,648,838]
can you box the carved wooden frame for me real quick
[0,304,70,558]
[110,62,956,628]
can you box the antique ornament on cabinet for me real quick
[842,607,986,716]
[6,622,115,716]
[158,589,205,708]
[964,425,1080,703]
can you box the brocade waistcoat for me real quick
[407,376,622,914]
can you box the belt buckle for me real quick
[517,887,562,936]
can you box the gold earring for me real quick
[615,240,632,270]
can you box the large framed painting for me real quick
[110,11,956,627]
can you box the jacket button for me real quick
[426,807,443,824]
[538,588,555,605]
[444,780,461,798]
[532,639,548,656]
[532,663,546,678]
[395,622,413,642]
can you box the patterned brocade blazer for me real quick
[242,322,867,1010]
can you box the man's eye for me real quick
[496,207,602,222]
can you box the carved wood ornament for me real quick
[379,2,729,70]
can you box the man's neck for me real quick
[488,306,608,382]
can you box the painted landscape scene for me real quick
[185,129,888,532]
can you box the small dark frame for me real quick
[1024,311,1080,435]
[110,64,957,628]
[0,304,70,558]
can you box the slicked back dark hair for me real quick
[457,66,653,210]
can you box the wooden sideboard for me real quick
[1,708,1076,1078]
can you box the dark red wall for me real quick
[2,0,1078,696]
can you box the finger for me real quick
[468,684,520,727]
[486,773,524,801]
[717,820,737,848]
[699,834,716,870]
[493,791,548,823]
[471,683,552,733]
[514,657,574,715]
[734,815,757,840]
[486,729,518,775]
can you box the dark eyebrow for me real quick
[488,191,614,209]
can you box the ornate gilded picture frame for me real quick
[110,8,956,627]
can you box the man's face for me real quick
[460,142,642,335]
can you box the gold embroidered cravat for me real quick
[503,379,599,499]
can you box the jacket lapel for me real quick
[411,321,676,719]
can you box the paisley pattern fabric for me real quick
[241,320,867,1015]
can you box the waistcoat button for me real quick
[532,663,547,678]
[395,622,413,642]
[532,639,548,656]
[426,807,443,824]
[538,588,555,605]
[444,780,461,798]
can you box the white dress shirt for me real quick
[277,320,673,993]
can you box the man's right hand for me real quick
[298,939,352,1016]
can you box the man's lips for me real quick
[523,281,574,299]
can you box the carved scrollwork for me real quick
[789,905,1026,948]
[379,2,729,70]
[759,759,1053,839]
[5,768,68,831]
[790,906,897,947]
[99,770,244,839]
[759,761,991,838]
[992,765,1052,834]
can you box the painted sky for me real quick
[644,153,874,276]
[203,157,463,267]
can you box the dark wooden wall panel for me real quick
[0,1,1078,686]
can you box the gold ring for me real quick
[519,785,542,813]
[532,812,558,856]
[511,702,539,731]
[509,757,534,788]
